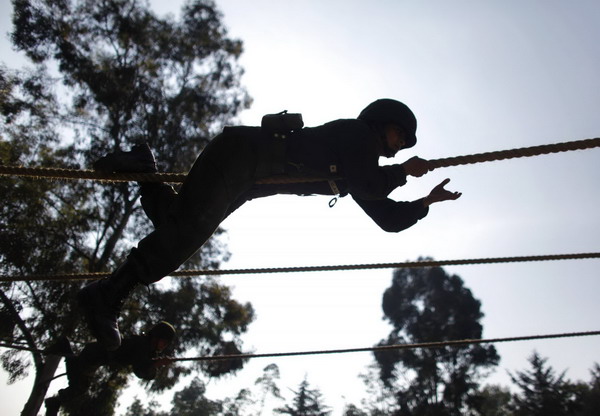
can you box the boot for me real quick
[44,396,61,416]
[77,258,142,351]
[93,143,157,173]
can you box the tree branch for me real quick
[0,287,43,371]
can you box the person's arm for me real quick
[352,196,429,232]
[344,144,432,200]
[352,178,461,232]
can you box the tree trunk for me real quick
[20,354,61,416]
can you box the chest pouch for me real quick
[261,110,304,136]
[257,110,304,176]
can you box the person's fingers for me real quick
[435,178,451,189]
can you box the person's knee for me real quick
[140,184,178,228]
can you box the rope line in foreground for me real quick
[167,330,600,362]
[428,137,600,169]
[2,252,598,282]
[0,137,598,184]
[2,331,599,360]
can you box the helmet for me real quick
[358,99,417,148]
[148,321,176,343]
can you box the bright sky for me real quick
[1,0,600,415]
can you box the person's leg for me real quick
[92,142,178,228]
[79,130,259,349]
[140,183,178,228]
[134,131,259,282]
[45,342,104,415]
[78,252,147,350]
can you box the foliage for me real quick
[1,0,252,414]
[508,351,584,416]
[123,398,167,416]
[124,378,221,416]
[346,364,399,416]
[1,64,86,387]
[122,364,285,416]
[274,378,331,416]
[372,263,500,415]
[576,363,600,416]
[120,356,600,416]
[169,377,223,416]
[219,363,284,416]
[468,385,512,416]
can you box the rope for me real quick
[166,330,600,362]
[428,137,600,169]
[0,137,598,184]
[2,252,598,282]
[2,331,598,363]
[0,166,185,183]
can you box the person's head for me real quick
[357,99,417,157]
[148,321,176,352]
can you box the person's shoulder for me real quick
[322,118,369,129]
[316,118,372,137]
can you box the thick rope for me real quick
[0,166,185,183]
[167,330,600,362]
[0,137,598,184]
[428,137,600,169]
[2,252,598,282]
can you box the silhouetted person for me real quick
[79,99,461,351]
[44,322,175,416]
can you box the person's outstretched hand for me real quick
[423,178,462,207]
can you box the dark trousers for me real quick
[55,343,107,405]
[133,129,260,283]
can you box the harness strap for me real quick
[328,179,340,195]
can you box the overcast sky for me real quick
[1,0,600,415]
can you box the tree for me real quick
[275,378,331,416]
[123,398,168,416]
[1,0,253,414]
[220,363,284,416]
[373,262,500,415]
[578,363,600,416]
[469,385,512,416]
[343,364,399,416]
[167,377,223,416]
[1,63,95,415]
[343,405,369,416]
[509,351,584,416]
[253,363,284,415]
[123,378,222,416]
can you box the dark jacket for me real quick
[228,119,429,232]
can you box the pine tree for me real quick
[509,351,583,416]
[275,378,331,416]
